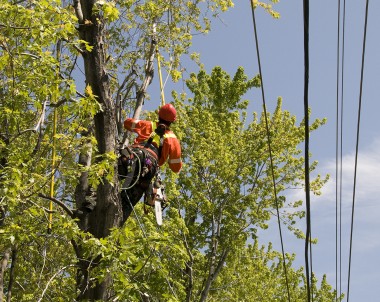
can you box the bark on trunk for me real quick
[199,209,229,302]
[0,248,11,302]
[6,249,16,302]
[73,1,157,298]
[74,1,121,299]
[133,39,156,120]
[74,132,92,231]
[78,0,121,235]
[199,249,229,302]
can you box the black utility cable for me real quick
[339,0,347,299]
[249,2,291,301]
[335,0,340,298]
[347,0,369,301]
[303,0,313,301]
[335,0,345,300]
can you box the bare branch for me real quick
[20,52,41,59]
[38,194,74,218]
[0,23,31,30]
[26,100,47,134]
[37,264,76,302]
[7,249,17,302]
[0,248,11,302]
[116,70,137,137]
[49,97,77,108]
[73,0,84,24]
[212,248,230,283]
[58,72,86,98]
[133,37,156,120]
[25,199,54,214]
[182,232,194,302]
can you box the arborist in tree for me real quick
[118,103,182,223]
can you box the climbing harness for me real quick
[117,24,173,224]
[118,144,167,225]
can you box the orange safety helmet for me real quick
[158,103,177,122]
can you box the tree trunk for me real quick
[73,1,158,298]
[6,249,16,302]
[74,1,122,299]
[199,249,229,302]
[0,248,11,302]
[78,0,121,234]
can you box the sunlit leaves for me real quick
[169,66,331,300]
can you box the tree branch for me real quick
[25,199,54,214]
[133,37,157,120]
[0,248,11,302]
[6,249,17,302]
[38,194,74,218]
[211,248,230,283]
[182,232,194,302]
[37,264,76,302]
[0,24,30,30]
[120,36,157,148]
[73,0,84,24]
[116,70,137,137]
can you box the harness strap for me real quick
[131,143,158,160]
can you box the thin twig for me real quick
[37,264,76,302]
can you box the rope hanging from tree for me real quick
[47,41,61,234]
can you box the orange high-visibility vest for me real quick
[124,118,182,173]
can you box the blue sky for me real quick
[146,0,380,300]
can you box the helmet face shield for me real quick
[158,104,177,122]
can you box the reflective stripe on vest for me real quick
[163,132,177,139]
[168,158,181,164]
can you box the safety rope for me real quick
[153,22,166,107]
[48,41,61,234]
[347,1,369,301]
[156,45,165,107]
[119,149,142,191]
[249,2,291,301]
[48,109,57,234]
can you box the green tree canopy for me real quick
[0,1,339,301]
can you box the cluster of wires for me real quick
[336,1,370,301]
[250,0,371,301]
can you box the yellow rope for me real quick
[48,42,60,233]
[156,47,166,106]
[48,109,57,234]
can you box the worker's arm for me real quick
[124,119,153,142]
[159,134,182,173]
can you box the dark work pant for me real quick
[121,184,147,222]
[119,148,157,224]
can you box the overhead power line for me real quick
[335,0,347,300]
[347,0,369,301]
[249,1,291,301]
[302,0,313,301]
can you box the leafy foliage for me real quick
[166,66,330,301]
